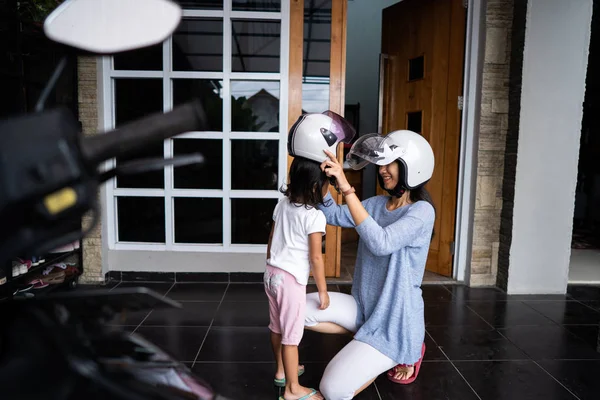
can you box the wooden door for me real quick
[380,0,466,276]
[289,0,347,277]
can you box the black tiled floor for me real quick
[423,331,447,361]
[222,283,268,302]
[197,327,274,362]
[427,326,528,361]
[376,362,480,400]
[109,309,151,326]
[499,325,600,360]
[142,301,219,326]
[425,302,490,327]
[454,360,578,399]
[213,301,270,327]
[563,324,600,349]
[539,360,600,400]
[422,285,454,302]
[466,300,555,327]
[114,282,174,296]
[568,285,600,301]
[99,283,600,399]
[523,301,600,325]
[165,283,227,301]
[134,326,208,362]
[444,285,508,302]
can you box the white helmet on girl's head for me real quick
[347,130,435,189]
[288,111,356,163]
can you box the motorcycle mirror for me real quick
[43,0,182,54]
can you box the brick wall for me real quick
[469,0,514,286]
[77,56,104,284]
[496,0,527,290]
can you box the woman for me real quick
[304,130,436,400]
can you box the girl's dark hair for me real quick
[281,156,328,208]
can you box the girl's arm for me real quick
[266,223,274,260]
[309,232,330,310]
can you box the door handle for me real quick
[378,53,389,134]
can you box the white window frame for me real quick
[101,1,290,253]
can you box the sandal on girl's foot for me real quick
[278,388,319,400]
[387,342,426,384]
[273,365,305,387]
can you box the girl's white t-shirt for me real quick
[267,198,327,285]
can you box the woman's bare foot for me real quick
[392,365,415,381]
[283,385,323,400]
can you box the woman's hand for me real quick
[321,150,351,191]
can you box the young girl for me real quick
[265,156,330,400]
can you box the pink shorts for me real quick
[264,265,306,346]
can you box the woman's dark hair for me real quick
[281,156,328,208]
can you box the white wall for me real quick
[345,0,398,136]
[346,0,400,197]
[507,0,593,294]
[108,250,266,273]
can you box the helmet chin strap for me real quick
[377,173,406,198]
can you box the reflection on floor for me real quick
[569,249,600,284]
[95,281,600,400]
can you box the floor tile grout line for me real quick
[531,359,582,400]
[464,304,496,330]
[192,282,230,368]
[438,347,482,400]
[373,381,383,400]
[131,309,154,335]
[518,301,572,328]
[163,282,176,298]
[571,297,600,313]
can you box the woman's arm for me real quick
[321,150,370,226]
[318,193,358,228]
[355,210,429,256]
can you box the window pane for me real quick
[174,198,223,244]
[408,55,425,81]
[114,43,163,70]
[175,0,223,9]
[174,139,223,189]
[232,0,280,12]
[173,18,223,72]
[232,20,280,73]
[231,80,280,132]
[232,198,277,244]
[115,79,163,126]
[117,197,165,243]
[231,140,279,190]
[115,79,164,188]
[302,0,331,112]
[407,111,423,133]
[173,79,223,131]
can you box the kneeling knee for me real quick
[319,379,353,400]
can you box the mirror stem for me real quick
[35,56,68,113]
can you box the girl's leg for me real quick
[271,331,285,380]
[319,340,397,400]
[304,292,359,334]
[282,345,322,399]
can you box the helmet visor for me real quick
[346,133,403,170]
[322,111,356,145]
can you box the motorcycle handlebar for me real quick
[80,100,207,165]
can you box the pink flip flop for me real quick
[387,342,426,385]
